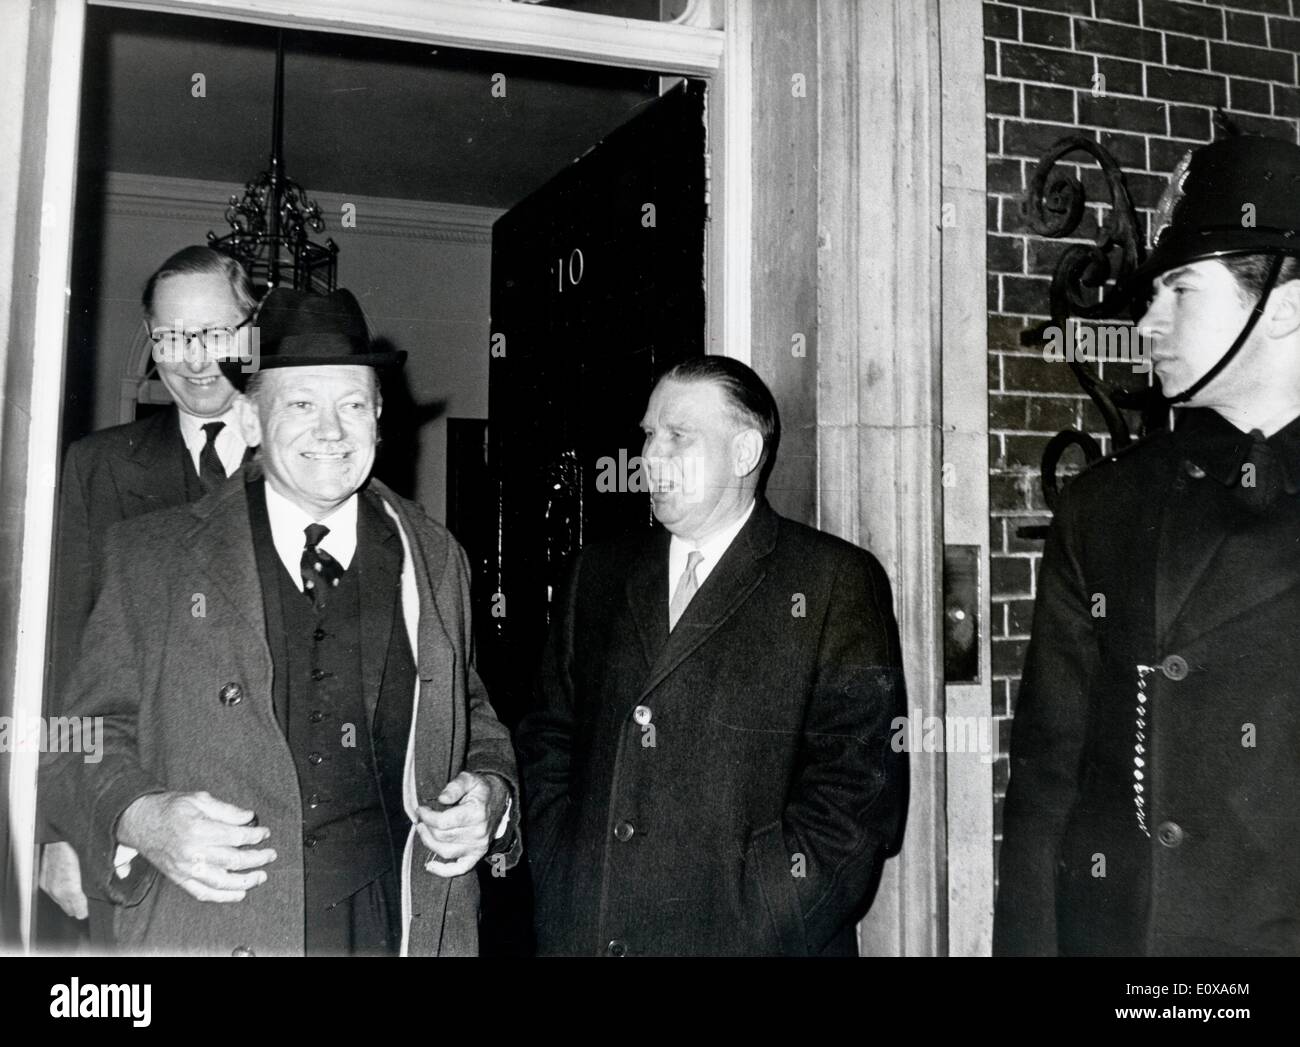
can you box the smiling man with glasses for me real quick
[38,245,259,947]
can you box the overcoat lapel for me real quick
[183,468,272,661]
[115,407,190,514]
[357,498,402,728]
[625,528,670,669]
[635,501,777,702]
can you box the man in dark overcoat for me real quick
[41,245,256,933]
[996,136,1300,956]
[41,288,519,955]
[517,356,907,956]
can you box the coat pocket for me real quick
[742,820,809,956]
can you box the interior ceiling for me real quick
[78,7,664,209]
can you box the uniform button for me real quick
[606,939,628,957]
[311,668,329,682]
[613,821,635,842]
[309,710,325,724]
[231,945,255,957]
[1156,821,1184,848]
[633,705,652,726]
[218,682,243,706]
[304,834,319,848]
[307,752,323,766]
[313,628,327,641]
[1183,460,1207,479]
[1160,654,1189,681]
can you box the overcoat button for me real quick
[219,683,243,706]
[613,821,635,842]
[633,705,652,725]
[308,752,323,766]
[1156,821,1184,848]
[231,946,255,957]
[304,834,319,848]
[1160,655,1189,681]
[606,939,628,957]
[1183,460,1207,479]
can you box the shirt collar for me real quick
[668,498,757,587]
[262,481,359,590]
[176,405,239,451]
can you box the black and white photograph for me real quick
[0,0,1293,1029]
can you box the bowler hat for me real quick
[219,287,405,388]
[1131,135,1300,288]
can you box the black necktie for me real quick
[301,523,343,608]
[199,421,226,492]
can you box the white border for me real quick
[10,0,86,951]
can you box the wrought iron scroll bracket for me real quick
[1017,135,1156,524]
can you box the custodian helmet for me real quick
[1130,135,1300,403]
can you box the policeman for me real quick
[996,135,1300,956]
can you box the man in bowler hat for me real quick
[997,136,1300,956]
[41,287,519,955]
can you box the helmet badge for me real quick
[1151,150,1193,250]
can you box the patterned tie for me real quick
[199,421,226,492]
[668,550,703,631]
[301,523,343,608]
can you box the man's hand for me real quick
[117,791,276,903]
[39,841,89,920]
[416,771,506,878]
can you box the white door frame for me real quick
[8,0,748,951]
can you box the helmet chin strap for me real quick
[1163,252,1285,406]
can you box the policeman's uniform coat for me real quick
[517,498,907,956]
[41,462,520,956]
[995,411,1300,956]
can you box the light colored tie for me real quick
[668,550,704,631]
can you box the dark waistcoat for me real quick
[247,483,415,915]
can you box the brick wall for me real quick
[984,0,1300,874]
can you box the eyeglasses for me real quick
[148,314,254,362]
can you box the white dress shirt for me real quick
[177,406,249,479]
[666,498,757,608]
[262,482,358,589]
